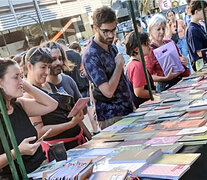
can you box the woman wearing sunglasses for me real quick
[0,59,58,179]
[23,47,85,162]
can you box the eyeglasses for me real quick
[99,27,117,36]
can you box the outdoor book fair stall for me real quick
[1,1,207,180]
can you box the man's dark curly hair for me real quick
[92,6,116,27]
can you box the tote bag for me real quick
[153,41,185,76]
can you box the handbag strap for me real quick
[175,20,178,33]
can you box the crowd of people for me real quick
[0,0,207,179]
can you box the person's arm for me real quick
[29,110,84,138]
[196,50,202,58]
[134,86,150,99]
[18,80,58,117]
[152,68,182,82]
[0,137,40,169]
[98,54,125,98]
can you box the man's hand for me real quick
[115,53,124,67]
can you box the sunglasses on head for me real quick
[28,47,51,61]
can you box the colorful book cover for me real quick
[176,119,207,129]
[178,133,207,142]
[181,111,207,119]
[137,164,190,180]
[120,139,147,146]
[101,124,127,132]
[154,130,181,137]
[113,117,138,125]
[109,149,162,164]
[144,136,182,145]
[125,132,155,141]
[160,120,180,129]
[96,162,145,172]
[89,170,128,180]
[153,153,200,165]
[148,143,183,154]
[176,126,207,136]
[92,131,117,139]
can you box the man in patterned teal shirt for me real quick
[83,6,133,129]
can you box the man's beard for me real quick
[50,65,62,76]
[98,33,114,45]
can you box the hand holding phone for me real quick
[68,97,90,118]
[35,128,52,143]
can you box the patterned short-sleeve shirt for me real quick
[83,37,133,121]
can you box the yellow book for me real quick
[153,153,200,165]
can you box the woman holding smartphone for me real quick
[0,59,58,179]
[23,46,85,161]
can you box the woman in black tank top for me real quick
[22,46,85,153]
[0,59,57,179]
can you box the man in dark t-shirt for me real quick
[186,1,207,71]
[82,6,133,129]
[65,50,89,95]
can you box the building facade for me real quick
[0,0,104,57]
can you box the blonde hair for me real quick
[147,14,167,35]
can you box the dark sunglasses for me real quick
[28,47,51,61]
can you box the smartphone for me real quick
[35,128,52,143]
[68,97,90,118]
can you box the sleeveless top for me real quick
[0,102,45,179]
[36,84,82,149]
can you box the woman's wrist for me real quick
[11,149,16,160]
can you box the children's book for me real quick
[89,170,128,180]
[47,160,94,180]
[149,143,183,154]
[176,126,207,136]
[154,130,181,137]
[27,160,66,179]
[137,164,190,180]
[96,162,145,172]
[101,124,127,132]
[119,139,147,146]
[181,111,206,120]
[160,97,181,105]
[175,119,207,129]
[125,132,155,141]
[113,145,146,154]
[178,132,207,142]
[153,153,200,165]
[160,120,180,129]
[92,131,117,139]
[182,140,207,145]
[109,148,162,164]
[187,100,207,112]
[82,148,115,156]
[154,104,172,110]
[144,136,181,145]
[157,111,185,120]
[113,117,138,125]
